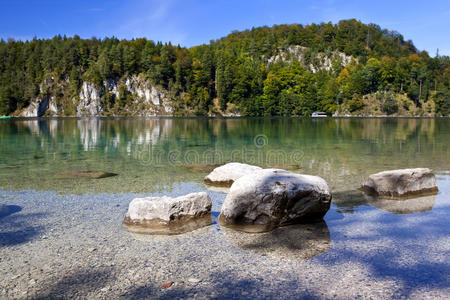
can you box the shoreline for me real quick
[3,115,450,120]
[1,179,449,299]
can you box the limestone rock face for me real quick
[219,169,332,232]
[204,163,262,187]
[124,192,212,235]
[362,168,438,197]
[268,45,354,73]
[20,97,50,117]
[77,82,103,116]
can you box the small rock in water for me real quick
[187,277,201,283]
[361,168,438,197]
[123,192,212,235]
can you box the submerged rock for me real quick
[124,192,212,235]
[367,194,437,215]
[362,168,438,198]
[222,221,331,260]
[179,164,222,173]
[204,162,262,187]
[333,190,436,215]
[55,170,118,179]
[219,169,332,232]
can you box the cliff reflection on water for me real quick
[0,117,448,194]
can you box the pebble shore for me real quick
[1,180,449,299]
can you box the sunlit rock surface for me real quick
[204,162,262,187]
[219,169,332,232]
[77,82,103,116]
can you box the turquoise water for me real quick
[0,117,448,193]
[0,117,450,298]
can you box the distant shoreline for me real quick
[3,115,449,120]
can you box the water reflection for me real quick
[0,117,449,193]
[127,221,214,242]
[222,221,331,260]
[333,190,437,215]
[123,214,213,235]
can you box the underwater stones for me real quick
[219,169,332,232]
[54,170,118,179]
[362,168,438,198]
[123,192,212,235]
[204,162,262,187]
[222,221,331,260]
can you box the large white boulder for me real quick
[124,192,212,235]
[362,168,438,197]
[219,169,332,232]
[204,162,262,187]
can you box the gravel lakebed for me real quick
[1,179,449,299]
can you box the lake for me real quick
[0,117,449,299]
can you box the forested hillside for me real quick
[1,19,449,116]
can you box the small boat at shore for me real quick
[311,112,327,117]
[0,116,12,119]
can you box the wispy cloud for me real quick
[149,0,173,21]
[110,0,186,44]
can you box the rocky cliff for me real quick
[20,74,173,117]
[268,45,354,73]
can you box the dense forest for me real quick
[0,19,449,116]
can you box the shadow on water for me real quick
[33,268,112,300]
[33,267,321,299]
[324,188,450,297]
[0,205,46,247]
[221,221,331,260]
[0,204,22,218]
[122,270,321,300]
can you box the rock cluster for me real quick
[124,164,438,236]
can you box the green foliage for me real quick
[434,89,450,116]
[0,20,449,116]
[348,99,364,112]
[382,96,399,115]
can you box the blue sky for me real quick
[1,0,449,56]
